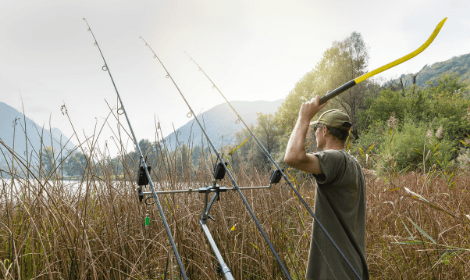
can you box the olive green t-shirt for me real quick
[306,150,369,280]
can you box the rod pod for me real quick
[198,164,233,280]
[139,168,286,278]
[140,37,294,280]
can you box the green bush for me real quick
[367,120,453,172]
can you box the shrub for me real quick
[375,120,454,171]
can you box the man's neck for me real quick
[321,140,345,151]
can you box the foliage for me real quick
[356,72,470,171]
[65,151,87,177]
[416,53,470,90]
[2,122,470,280]
[234,113,280,172]
[274,32,371,143]
[379,120,454,171]
[41,146,55,176]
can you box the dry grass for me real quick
[366,171,470,279]
[1,115,469,279]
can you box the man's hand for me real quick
[284,95,327,174]
[299,95,328,122]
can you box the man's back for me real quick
[306,150,369,280]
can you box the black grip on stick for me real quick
[319,80,356,105]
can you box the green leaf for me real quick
[401,219,415,240]
[408,218,436,244]
[366,143,375,154]
[448,171,455,183]
[358,147,365,158]
[400,166,411,174]
[298,211,305,228]
[389,133,395,144]
[425,150,432,162]
[231,138,249,154]
[394,240,424,245]
[439,250,463,266]
[459,140,470,147]
[404,187,456,218]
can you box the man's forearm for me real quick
[284,116,310,164]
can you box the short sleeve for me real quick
[312,150,345,184]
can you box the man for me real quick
[284,95,369,280]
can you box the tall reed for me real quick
[0,108,469,279]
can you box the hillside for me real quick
[163,99,284,150]
[393,53,470,89]
[0,102,75,168]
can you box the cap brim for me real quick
[310,120,320,126]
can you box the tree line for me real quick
[33,32,469,180]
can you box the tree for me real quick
[41,146,55,177]
[234,113,280,172]
[65,152,87,177]
[254,113,280,160]
[319,32,370,138]
[139,139,153,158]
[191,146,202,167]
[357,72,470,170]
[275,32,370,143]
[426,71,468,96]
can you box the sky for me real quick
[1,0,469,157]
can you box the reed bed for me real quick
[0,119,469,279]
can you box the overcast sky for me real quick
[1,0,469,157]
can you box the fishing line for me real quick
[82,19,188,280]
[140,37,293,280]
[182,17,447,279]
[184,52,343,280]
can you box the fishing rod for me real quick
[184,54,351,279]
[184,17,447,280]
[82,19,188,280]
[185,52,360,279]
[140,37,293,280]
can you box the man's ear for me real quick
[322,125,328,136]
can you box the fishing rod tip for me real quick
[439,17,448,26]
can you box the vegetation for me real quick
[1,108,469,279]
[413,53,470,89]
[1,31,470,279]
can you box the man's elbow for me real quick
[284,154,298,167]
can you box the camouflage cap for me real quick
[310,109,352,130]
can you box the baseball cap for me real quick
[310,109,352,130]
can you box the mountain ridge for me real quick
[163,99,284,150]
[0,102,75,166]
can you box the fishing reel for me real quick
[137,161,152,202]
[269,169,283,185]
[213,162,228,180]
[205,162,228,202]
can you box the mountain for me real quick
[163,100,284,150]
[392,53,470,88]
[0,102,75,167]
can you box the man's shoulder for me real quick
[315,149,348,159]
[313,150,348,170]
[317,149,363,167]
